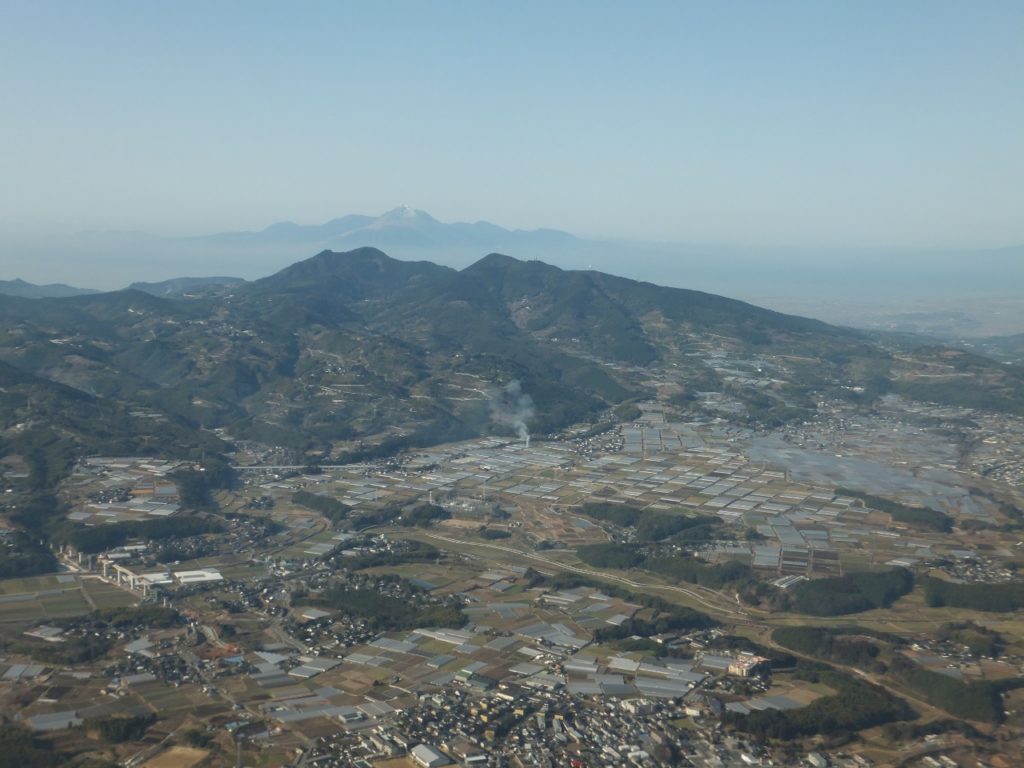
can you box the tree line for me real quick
[578,502,722,542]
[577,538,915,617]
[723,666,910,741]
[837,488,952,532]
[923,575,1024,612]
[888,654,1003,723]
[54,515,224,554]
[292,490,352,523]
[772,626,882,669]
[302,585,465,632]
[782,569,914,616]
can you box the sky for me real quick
[1,1,1022,253]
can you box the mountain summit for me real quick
[378,204,430,221]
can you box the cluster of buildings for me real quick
[66,457,184,524]
[301,683,776,767]
[97,558,223,596]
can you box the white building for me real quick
[411,743,451,768]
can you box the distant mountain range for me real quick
[0,278,99,299]
[0,207,592,298]
[3,208,1022,338]
[193,205,581,253]
[1,276,245,300]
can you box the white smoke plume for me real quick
[490,380,535,444]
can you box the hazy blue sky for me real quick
[1,1,1022,248]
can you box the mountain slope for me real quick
[0,248,870,454]
[456,253,854,363]
[4,246,1015,477]
[0,359,222,492]
[128,276,246,297]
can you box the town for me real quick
[3,375,1024,767]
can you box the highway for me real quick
[413,530,757,619]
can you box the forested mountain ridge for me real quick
[1,248,1020,481]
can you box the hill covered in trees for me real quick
[3,247,1021,571]
[2,247,1016,473]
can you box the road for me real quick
[234,464,369,472]
[411,530,756,619]
[404,529,962,724]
